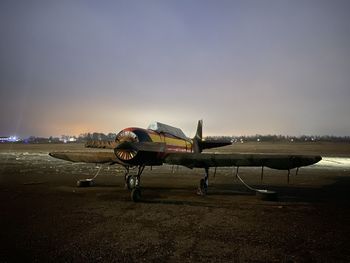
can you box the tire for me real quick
[126,175,137,190]
[198,178,208,195]
[125,175,132,190]
[131,188,141,202]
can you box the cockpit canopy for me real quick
[147,122,188,140]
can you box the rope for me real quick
[236,172,268,193]
[89,165,103,180]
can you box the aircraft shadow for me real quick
[141,175,350,204]
[86,175,350,205]
[252,175,350,203]
[134,186,257,207]
[139,198,216,207]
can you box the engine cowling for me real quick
[114,130,139,161]
[114,128,165,166]
[114,130,139,162]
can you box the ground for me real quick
[0,142,349,262]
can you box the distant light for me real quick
[9,136,19,142]
[60,136,76,143]
[257,138,260,142]
[0,136,20,142]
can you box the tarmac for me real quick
[0,143,349,262]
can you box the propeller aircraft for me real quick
[49,121,322,202]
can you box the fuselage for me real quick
[120,127,193,153]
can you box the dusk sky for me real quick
[1,0,350,138]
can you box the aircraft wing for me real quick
[164,153,322,170]
[49,151,119,164]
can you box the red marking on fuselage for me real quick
[165,145,191,153]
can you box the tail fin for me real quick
[192,120,232,153]
[193,120,203,153]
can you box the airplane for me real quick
[49,120,322,202]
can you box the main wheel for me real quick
[126,175,137,190]
[197,178,208,196]
[131,188,141,202]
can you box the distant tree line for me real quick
[78,132,116,141]
[18,133,116,144]
[5,133,350,144]
[206,135,350,143]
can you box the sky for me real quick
[1,0,350,138]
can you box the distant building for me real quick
[59,136,77,143]
[0,136,20,142]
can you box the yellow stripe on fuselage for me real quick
[148,133,192,151]
[148,133,163,143]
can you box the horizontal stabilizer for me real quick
[199,140,232,150]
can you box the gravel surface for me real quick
[0,143,349,262]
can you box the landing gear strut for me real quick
[197,167,209,196]
[124,165,145,202]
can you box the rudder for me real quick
[193,120,203,153]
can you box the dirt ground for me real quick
[0,142,350,262]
